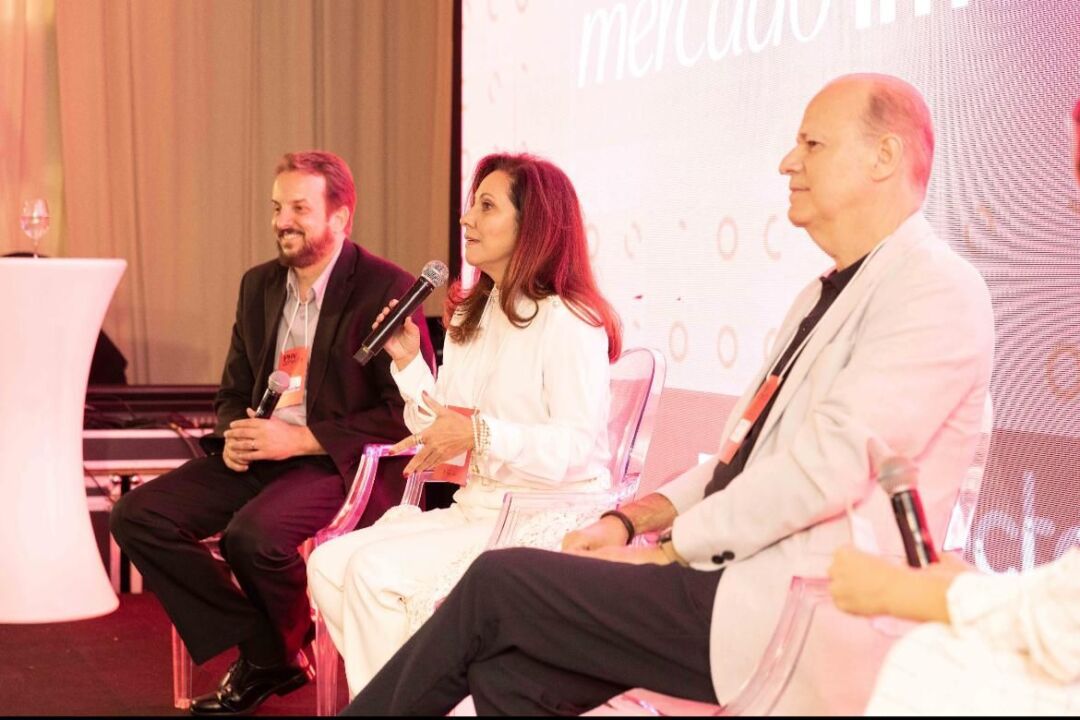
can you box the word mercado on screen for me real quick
[578,0,973,86]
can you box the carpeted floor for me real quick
[0,593,347,716]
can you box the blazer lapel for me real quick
[306,241,359,414]
[749,214,931,451]
[257,268,288,405]
[716,280,819,445]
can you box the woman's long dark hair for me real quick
[445,153,621,361]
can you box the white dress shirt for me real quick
[390,289,612,511]
[272,239,344,426]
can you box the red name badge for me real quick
[718,374,781,464]
[430,405,474,485]
[276,346,309,410]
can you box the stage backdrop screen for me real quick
[461,0,1080,573]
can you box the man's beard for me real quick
[277,227,334,268]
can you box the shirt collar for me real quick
[822,253,867,293]
[286,239,345,310]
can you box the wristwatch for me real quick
[658,529,689,567]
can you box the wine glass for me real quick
[20,198,50,258]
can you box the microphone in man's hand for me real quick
[354,260,450,366]
[877,456,939,568]
[254,370,292,419]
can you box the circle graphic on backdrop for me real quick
[1046,343,1080,401]
[716,217,738,260]
[717,326,738,368]
[763,214,781,261]
[586,222,600,260]
[669,321,688,362]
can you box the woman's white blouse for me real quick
[866,549,1080,715]
[947,547,1080,684]
[390,291,612,510]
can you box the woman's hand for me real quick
[373,298,421,369]
[389,392,474,474]
[828,546,904,617]
[828,545,967,622]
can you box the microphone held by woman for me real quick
[354,260,449,366]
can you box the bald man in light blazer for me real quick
[341,73,995,717]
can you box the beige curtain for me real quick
[0,0,65,256]
[53,0,452,383]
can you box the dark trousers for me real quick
[343,547,722,716]
[109,454,345,665]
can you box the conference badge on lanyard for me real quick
[717,374,781,464]
[276,346,309,409]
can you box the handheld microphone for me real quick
[877,456,939,568]
[254,370,292,419]
[354,260,450,366]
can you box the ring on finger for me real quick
[413,432,423,446]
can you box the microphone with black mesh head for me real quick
[354,260,450,366]
[877,455,939,568]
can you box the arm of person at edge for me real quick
[388,299,611,486]
[829,545,1080,684]
[219,270,423,474]
[827,545,965,623]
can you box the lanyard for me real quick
[769,241,882,380]
[281,292,310,356]
[717,241,885,464]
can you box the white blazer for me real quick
[657,212,994,712]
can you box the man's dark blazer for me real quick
[214,239,435,523]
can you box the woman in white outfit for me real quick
[307,152,623,697]
[829,545,1080,715]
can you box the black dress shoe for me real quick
[190,653,314,716]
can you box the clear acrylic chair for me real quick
[313,347,666,713]
[590,396,996,717]
[596,576,830,717]
[170,443,416,716]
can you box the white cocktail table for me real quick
[1,257,126,622]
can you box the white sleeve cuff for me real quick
[483,413,523,465]
[390,353,435,405]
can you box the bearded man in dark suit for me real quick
[111,150,433,715]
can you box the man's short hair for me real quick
[858,76,935,194]
[276,151,357,234]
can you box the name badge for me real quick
[276,346,309,410]
[718,374,781,464]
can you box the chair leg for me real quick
[313,608,341,716]
[171,624,194,709]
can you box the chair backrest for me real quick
[309,444,418,548]
[606,347,666,503]
[942,392,994,556]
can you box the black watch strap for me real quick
[600,510,635,545]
